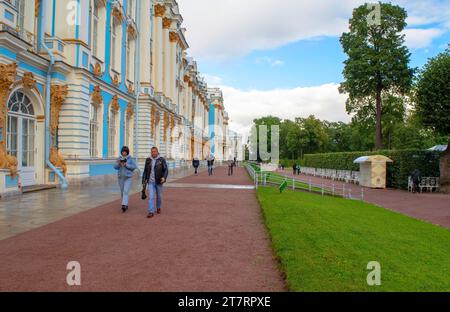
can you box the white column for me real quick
[154,5,165,93]
[141,0,151,84]
[163,19,171,100]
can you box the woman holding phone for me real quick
[114,146,137,213]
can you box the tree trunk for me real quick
[440,138,450,194]
[375,86,383,150]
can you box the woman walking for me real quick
[114,146,137,213]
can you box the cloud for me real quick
[220,83,350,136]
[203,74,223,87]
[403,28,446,49]
[177,0,450,60]
[255,56,285,67]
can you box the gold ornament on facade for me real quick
[50,85,68,137]
[35,0,41,18]
[112,6,124,22]
[112,74,119,87]
[151,105,157,136]
[127,82,134,94]
[162,18,172,29]
[184,75,190,83]
[21,72,36,90]
[91,85,103,108]
[110,95,120,112]
[126,102,134,118]
[154,4,166,18]
[169,31,179,43]
[163,112,169,142]
[0,62,18,130]
[50,146,67,176]
[93,62,102,76]
[170,115,175,143]
[155,110,160,126]
[0,143,18,178]
[127,24,136,38]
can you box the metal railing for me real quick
[245,163,364,201]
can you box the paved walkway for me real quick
[0,166,285,292]
[0,167,204,240]
[278,170,450,229]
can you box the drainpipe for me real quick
[134,0,141,171]
[39,0,68,189]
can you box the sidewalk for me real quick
[0,166,285,292]
[278,170,450,229]
[0,166,204,240]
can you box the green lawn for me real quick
[257,186,450,292]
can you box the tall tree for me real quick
[340,3,414,149]
[415,47,450,193]
[415,47,450,141]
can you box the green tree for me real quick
[415,47,450,142]
[340,2,414,149]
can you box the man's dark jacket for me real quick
[142,157,169,185]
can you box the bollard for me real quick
[332,184,335,196]
[322,183,324,196]
[309,180,312,192]
[293,177,295,190]
[361,188,364,201]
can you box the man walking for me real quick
[228,157,235,176]
[142,147,169,218]
[192,157,200,175]
[206,153,215,176]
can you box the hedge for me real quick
[301,149,441,190]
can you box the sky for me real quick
[177,0,450,136]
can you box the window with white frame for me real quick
[92,1,99,57]
[127,0,134,18]
[89,103,98,157]
[111,20,117,70]
[125,113,132,148]
[108,108,117,157]
[126,35,131,80]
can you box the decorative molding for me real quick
[127,24,136,38]
[0,143,18,178]
[50,85,68,137]
[0,62,17,139]
[91,86,103,108]
[151,105,157,136]
[93,62,102,76]
[22,72,36,90]
[50,146,67,176]
[162,17,172,29]
[127,82,134,94]
[112,74,119,87]
[163,112,169,142]
[126,101,134,118]
[35,0,41,18]
[112,6,124,22]
[110,95,120,112]
[169,31,179,43]
[154,4,166,18]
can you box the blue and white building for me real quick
[0,0,230,196]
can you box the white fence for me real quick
[300,167,360,184]
[246,163,364,201]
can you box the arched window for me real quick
[6,90,35,167]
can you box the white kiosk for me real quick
[354,155,393,189]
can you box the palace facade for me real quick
[0,0,237,195]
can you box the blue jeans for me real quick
[118,177,133,206]
[148,183,163,214]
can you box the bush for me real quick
[301,149,441,190]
